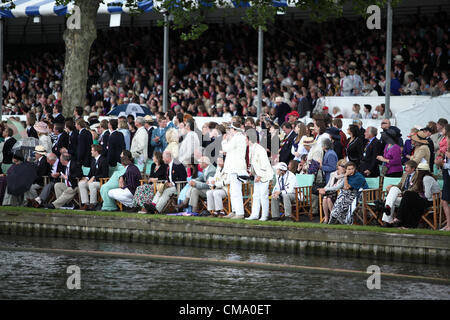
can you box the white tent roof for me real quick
[395,94,450,137]
[0,0,295,18]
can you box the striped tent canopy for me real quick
[0,0,296,18]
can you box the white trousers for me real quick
[250,181,269,219]
[79,180,101,204]
[206,188,227,211]
[382,186,402,223]
[229,173,244,216]
[108,188,134,208]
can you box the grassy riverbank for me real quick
[0,206,449,237]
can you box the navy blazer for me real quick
[77,128,93,167]
[107,131,125,167]
[34,155,51,186]
[52,132,70,157]
[359,138,382,177]
[88,155,109,181]
[27,127,39,139]
[166,162,187,183]
[279,131,297,165]
[99,130,110,157]
[68,130,78,158]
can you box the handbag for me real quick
[311,170,326,195]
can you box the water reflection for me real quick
[0,235,448,299]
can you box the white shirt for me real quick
[168,160,173,183]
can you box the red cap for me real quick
[323,106,329,110]
[287,111,300,118]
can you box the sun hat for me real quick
[302,136,317,146]
[34,145,47,156]
[411,131,429,144]
[34,121,49,134]
[417,162,430,171]
[275,97,284,103]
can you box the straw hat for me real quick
[34,145,47,156]
[34,121,49,134]
[302,137,317,146]
[417,162,430,171]
[411,131,428,144]
[144,115,153,122]
[275,97,284,103]
[394,55,404,62]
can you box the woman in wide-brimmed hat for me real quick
[377,129,403,177]
[34,121,52,154]
[410,131,430,165]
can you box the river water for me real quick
[0,235,448,300]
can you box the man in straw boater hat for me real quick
[221,119,247,219]
[410,130,431,166]
[25,146,52,206]
[270,162,298,221]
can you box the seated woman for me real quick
[377,129,403,177]
[132,151,167,214]
[328,161,368,225]
[108,152,142,211]
[318,159,346,223]
[391,163,440,229]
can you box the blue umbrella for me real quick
[107,103,151,117]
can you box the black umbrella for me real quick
[6,163,38,196]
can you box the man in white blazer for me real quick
[271,162,298,221]
[222,121,247,219]
[130,117,148,170]
[245,130,275,221]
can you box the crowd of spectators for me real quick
[1,12,449,118]
[0,107,449,230]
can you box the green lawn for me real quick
[0,206,449,237]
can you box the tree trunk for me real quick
[62,0,101,118]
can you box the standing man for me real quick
[1,128,16,174]
[79,144,109,211]
[52,123,69,158]
[26,112,39,139]
[279,122,297,165]
[222,121,247,219]
[75,119,93,171]
[107,118,126,171]
[245,130,274,221]
[65,119,78,159]
[130,117,148,171]
[151,116,168,154]
[359,126,382,177]
[98,119,110,157]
